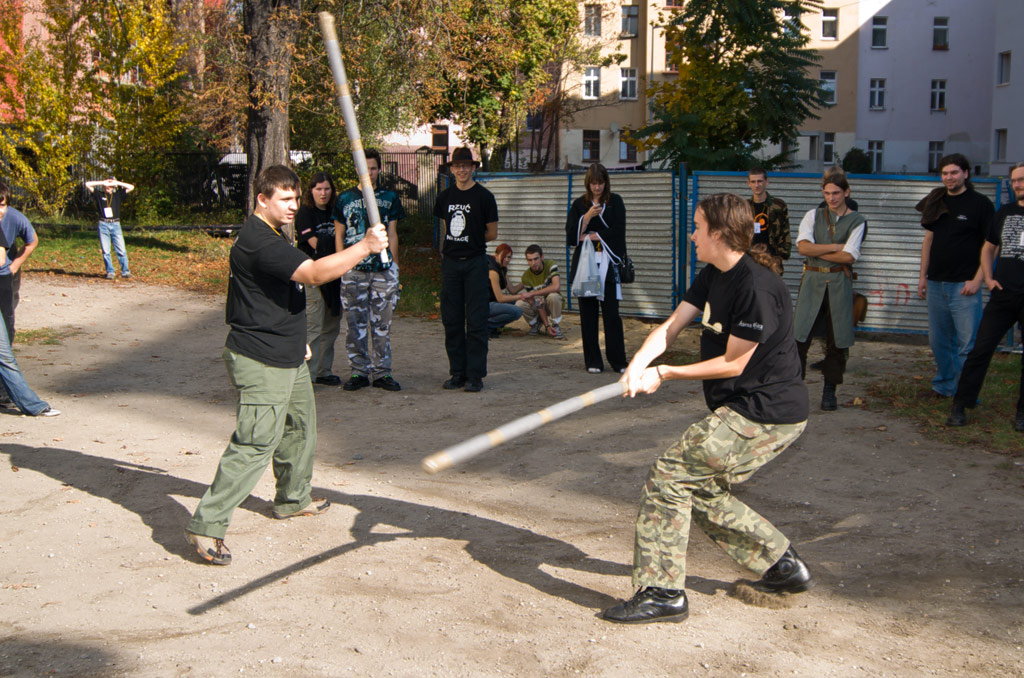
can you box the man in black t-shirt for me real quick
[916,154,994,398]
[185,165,388,567]
[85,177,134,279]
[602,194,810,625]
[948,163,1024,430]
[434,147,498,392]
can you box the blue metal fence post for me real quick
[565,173,575,311]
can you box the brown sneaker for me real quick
[185,531,231,566]
[272,498,331,520]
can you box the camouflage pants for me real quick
[632,407,806,590]
[515,293,563,328]
[340,267,399,379]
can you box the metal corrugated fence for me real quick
[475,170,685,319]
[436,170,1005,334]
[691,172,1005,335]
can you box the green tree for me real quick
[842,147,872,174]
[431,0,584,168]
[85,0,189,217]
[630,0,824,171]
[0,1,95,216]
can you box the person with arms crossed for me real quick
[185,165,388,566]
[792,170,867,411]
[947,163,1024,430]
[435,147,498,392]
[602,193,810,625]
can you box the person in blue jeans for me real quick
[85,177,134,279]
[486,243,523,337]
[0,209,59,417]
[916,154,994,398]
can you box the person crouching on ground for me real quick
[602,193,811,625]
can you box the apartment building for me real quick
[990,0,1022,177]
[558,1,1013,176]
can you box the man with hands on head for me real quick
[185,165,388,567]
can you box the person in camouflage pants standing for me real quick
[603,193,812,625]
[333,149,406,392]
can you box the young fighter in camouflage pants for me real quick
[603,193,812,624]
[334,149,405,392]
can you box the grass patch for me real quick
[28,225,233,295]
[868,353,1024,455]
[26,220,445,314]
[13,326,83,345]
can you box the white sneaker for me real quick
[587,367,602,374]
[37,407,61,417]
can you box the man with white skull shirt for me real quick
[433,147,498,392]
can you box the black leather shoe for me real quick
[601,587,689,624]
[372,375,402,391]
[754,547,814,593]
[464,378,484,392]
[821,380,837,411]
[314,375,342,386]
[946,403,966,427]
[343,374,370,391]
[442,375,466,390]
[1014,410,1024,432]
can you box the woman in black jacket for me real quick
[566,163,628,373]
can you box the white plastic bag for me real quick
[572,237,603,298]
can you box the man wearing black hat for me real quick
[434,147,498,392]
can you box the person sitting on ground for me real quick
[516,244,564,340]
[487,243,523,338]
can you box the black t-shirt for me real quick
[487,255,507,302]
[988,202,1024,294]
[224,214,311,368]
[294,205,335,259]
[434,182,498,258]
[924,190,994,282]
[94,187,127,221]
[683,254,808,425]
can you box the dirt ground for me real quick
[1,276,1023,678]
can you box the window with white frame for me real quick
[620,68,638,100]
[584,4,601,37]
[998,51,1011,86]
[933,17,949,50]
[619,133,637,163]
[930,79,946,111]
[820,71,837,105]
[871,16,887,48]
[869,79,886,109]
[621,5,638,37]
[867,141,884,173]
[822,8,838,39]
[995,129,1008,162]
[928,141,945,172]
[823,132,836,164]
[783,7,803,35]
[583,130,601,162]
[583,67,600,99]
